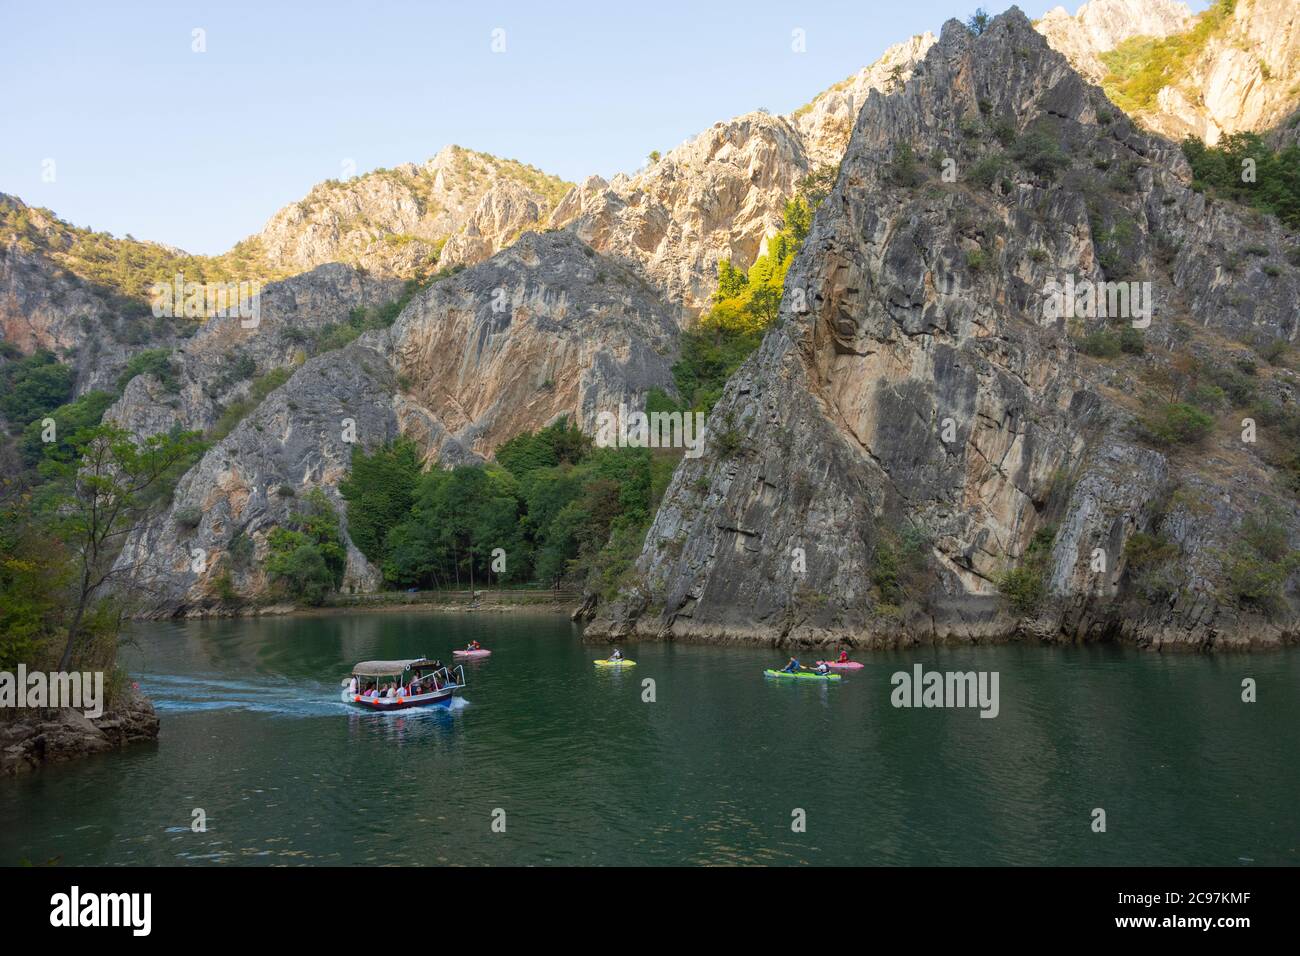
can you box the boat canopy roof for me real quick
[350,659,437,677]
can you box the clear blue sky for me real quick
[0,0,1190,255]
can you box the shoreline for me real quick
[137,588,583,621]
[132,592,1299,653]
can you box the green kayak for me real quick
[764,669,842,681]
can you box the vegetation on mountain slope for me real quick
[1,196,280,306]
[1100,0,1240,113]
[1182,132,1300,228]
[336,421,673,598]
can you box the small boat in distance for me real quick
[453,648,491,659]
[341,658,465,710]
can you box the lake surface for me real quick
[2,612,1296,866]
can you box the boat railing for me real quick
[434,664,466,689]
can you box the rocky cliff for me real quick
[115,232,679,615]
[254,146,572,276]
[0,195,189,397]
[106,263,403,439]
[0,690,159,777]
[547,36,937,321]
[1040,0,1300,146]
[588,9,1300,650]
[1036,0,1193,83]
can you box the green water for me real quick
[1,612,1296,866]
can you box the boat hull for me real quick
[342,688,458,710]
[453,649,491,658]
[764,669,842,681]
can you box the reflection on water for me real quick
[1,611,1296,866]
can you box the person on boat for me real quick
[838,650,850,663]
[348,676,358,695]
[813,661,831,676]
[781,656,801,673]
[467,640,482,651]
[609,649,623,662]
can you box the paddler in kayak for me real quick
[465,640,482,652]
[813,661,831,675]
[837,649,850,663]
[609,648,623,662]
[780,656,802,674]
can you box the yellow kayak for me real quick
[594,659,636,667]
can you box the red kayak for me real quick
[818,660,864,670]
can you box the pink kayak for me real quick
[453,649,492,659]
[818,660,863,670]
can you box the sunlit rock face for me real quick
[1037,0,1300,145]
[116,231,680,616]
[591,9,1300,650]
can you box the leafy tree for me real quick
[38,424,206,669]
[339,439,422,563]
[19,389,115,465]
[0,350,74,430]
[967,8,991,35]
[117,347,180,393]
[1139,403,1214,446]
[495,419,590,479]
[1182,132,1300,228]
[265,488,347,604]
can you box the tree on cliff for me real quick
[40,423,204,670]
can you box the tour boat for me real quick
[341,658,465,710]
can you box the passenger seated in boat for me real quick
[609,649,622,661]
[813,662,831,675]
[838,650,849,663]
[467,640,481,651]
[781,656,801,673]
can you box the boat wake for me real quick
[138,673,348,718]
[137,674,472,719]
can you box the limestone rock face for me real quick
[794,33,939,167]
[106,263,403,439]
[1036,0,1193,83]
[388,230,679,461]
[0,195,185,398]
[590,10,1300,649]
[1038,0,1300,145]
[546,36,940,322]
[254,146,572,276]
[116,232,679,614]
[550,113,811,321]
[115,339,404,615]
[1149,0,1300,145]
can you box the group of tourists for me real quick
[778,649,851,675]
[347,660,452,699]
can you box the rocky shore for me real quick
[0,689,159,778]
